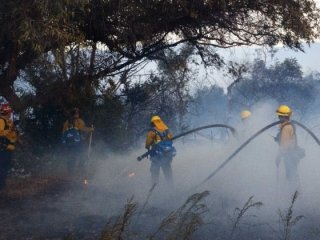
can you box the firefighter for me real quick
[62,108,94,174]
[240,110,251,121]
[0,103,17,190]
[275,105,304,187]
[62,108,94,135]
[145,116,176,185]
[236,110,252,141]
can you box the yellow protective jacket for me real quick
[63,118,92,134]
[0,117,17,151]
[145,120,173,149]
[278,121,297,155]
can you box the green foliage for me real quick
[9,42,195,171]
[1,0,320,170]
[0,0,87,109]
[1,0,320,110]
[82,0,320,53]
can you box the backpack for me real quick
[151,129,176,158]
[0,117,10,151]
[61,127,82,147]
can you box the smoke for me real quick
[3,100,320,239]
[83,99,320,219]
[53,98,320,240]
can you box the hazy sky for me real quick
[210,42,320,90]
[223,42,320,74]
[276,43,320,73]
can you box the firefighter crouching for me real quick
[0,104,17,190]
[145,116,176,185]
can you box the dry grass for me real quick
[100,196,138,240]
[1,176,311,240]
[229,196,263,239]
[149,190,210,240]
[97,191,210,240]
[137,183,157,217]
[278,191,304,240]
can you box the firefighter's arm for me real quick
[0,119,15,142]
[167,132,173,140]
[145,131,156,149]
[0,118,5,136]
[6,130,17,143]
[77,119,93,133]
[62,121,68,133]
[0,120,17,151]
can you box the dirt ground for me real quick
[1,175,320,240]
[0,176,115,240]
[5,138,316,240]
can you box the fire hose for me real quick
[196,120,320,188]
[291,120,320,145]
[137,124,237,161]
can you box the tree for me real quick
[121,44,195,145]
[0,1,87,110]
[230,58,317,115]
[189,85,227,124]
[1,0,320,111]
[14,43,195,159]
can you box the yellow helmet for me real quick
[151,115,161,123]
[276,105,292,116]
[240,110,251,120]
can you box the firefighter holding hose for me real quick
[145,116,176,185]
[275,105,305,188]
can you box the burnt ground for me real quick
[1,175,320,240]
[0,175,176,240]
[0,176,115,240]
